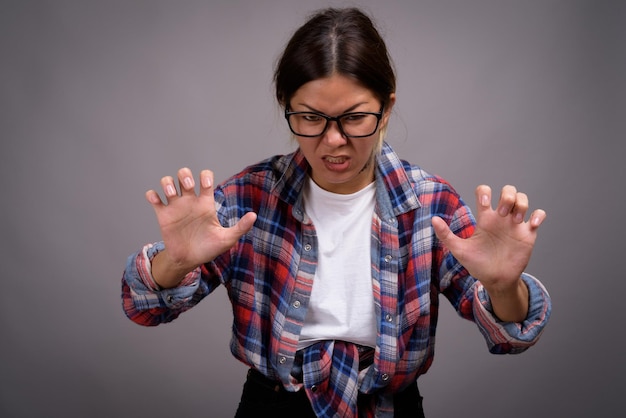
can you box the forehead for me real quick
[290,74,377,112]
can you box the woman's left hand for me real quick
[432,185,547,321]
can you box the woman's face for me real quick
[288,74,395,194]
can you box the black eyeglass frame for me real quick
[284,105,385,138]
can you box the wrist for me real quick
[485,278,529,323]
[151,250,198,289]
[484,278,527,299]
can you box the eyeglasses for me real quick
[285,105,384,138]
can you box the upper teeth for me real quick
[326,157,344,163]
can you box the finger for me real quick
[475,185,493,213]
[160,175,178,201]
[432,216,462,252]
[177,167,196,196]
[199,170,214,196]
[236,212,258,235]
[497,185,517,217]
[223,212,258,246]
[145,189,164,206]
[432,216,451,240]
[529,209,547,229]
[511,192,529,224]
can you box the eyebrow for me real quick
[294,102,370,114]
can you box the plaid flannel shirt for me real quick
[122,142,551,417]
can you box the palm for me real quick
[155,192,227,268]
[146,168,257,275]
[433,185,546,292]
[451,209,536,288]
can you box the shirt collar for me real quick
[272,142,421,216]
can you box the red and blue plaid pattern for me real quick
[122,142,551,417]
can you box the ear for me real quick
[381,93,396,127]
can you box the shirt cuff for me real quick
[125,242,201,310]
[473,273,552,354]
[138,242,200,289]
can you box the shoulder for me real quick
[401,159,456,196]
[214,150,309,210]
[379,142,459,201]
[405,163,469,221]
[218,152,295,188]
[401,159,447,186]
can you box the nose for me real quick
[322,120,347,146]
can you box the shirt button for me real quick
[279,356,287,364]
[166,295,174,303]
[381,373,389,381]
[384,255,393,263]
[385,314,393,322]
[292,300,301,309]
[304,244,312,251]
[310,385,318,393]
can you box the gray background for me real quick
[1,0,624,417]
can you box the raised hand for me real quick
[432,185,547,322]
[145,167,257,288]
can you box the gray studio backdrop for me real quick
[1,0,624,417]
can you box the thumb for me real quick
[432,216,457,249]
[227,212,257,242]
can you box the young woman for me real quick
[121,8,551,418]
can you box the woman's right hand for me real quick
[145,167,257,288]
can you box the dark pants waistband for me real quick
[236,368,425,418]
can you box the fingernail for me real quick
[515,213,523,223]
[166,185,176,196]
[183,177,193,189]
[203,176,212,188]
[499,206,509,216]
[481,195,489,206]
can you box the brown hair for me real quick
[274,8,396,110]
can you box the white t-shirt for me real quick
[297,178,377,350]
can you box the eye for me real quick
[302,114,323,122]
[342,113,368,123]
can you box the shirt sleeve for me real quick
[120,241,205,326]
[473,273,552,354]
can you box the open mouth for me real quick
[325,156,347,164]
[323,155,351,172]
